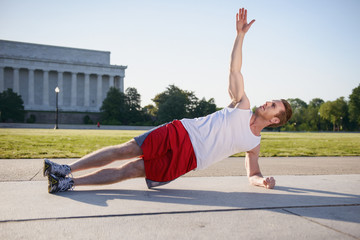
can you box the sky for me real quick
[1,0,359,108]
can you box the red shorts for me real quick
[134,120,197,188]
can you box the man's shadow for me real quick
[57,185,360,224]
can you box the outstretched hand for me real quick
[236,8,255,35]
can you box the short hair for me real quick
[268,99,292,128]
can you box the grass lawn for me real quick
[0,129,145,159]
[0,129,359,159]
[233,132,360,157]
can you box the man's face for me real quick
[255,100,285,122]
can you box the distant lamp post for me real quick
[54,86,60,129]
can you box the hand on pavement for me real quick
[263,177,276,189]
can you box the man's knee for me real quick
[124,159,145,178]
[114,139,143,157]
[128,139,143,155]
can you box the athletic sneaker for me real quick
[43,159,71,177]
[48,173,74,193]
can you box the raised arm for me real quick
[228,8,255,108]
[245,145,276,189]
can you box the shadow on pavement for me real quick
[56,186,360,223]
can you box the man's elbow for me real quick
[229,71,243,80]
[228,72,244,102]
[228,88,243,104]
[230,67,241,74]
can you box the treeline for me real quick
[100,85,217,126]
[101,83,360,131]
[272,84,360,131]
[0,85,217,125]
[1,83,359,131]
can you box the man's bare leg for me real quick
[46,143,145,193]
[69,139,143,172]
[73,158,145,186]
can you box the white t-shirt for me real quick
[181,108,261,170]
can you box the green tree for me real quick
[191,97,217,118]
[100,87,128,125]
[0,88,25,122]
[126,87,141,112]
[152,85,192,123]
[308,98,324,108]
[306,98,325,131]
[319,101,333,130]
[143,104,157,120]
[152,85,217,124]
[100,87,151,125]
[287,98,308,131]
[125,87,144,124]
[334,97,349,131]
[349,84,360,129]
[319,97,348,131]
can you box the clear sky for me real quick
[1,0,359,108]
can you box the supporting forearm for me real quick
[245,153,264,187]
[245,149,275,189]
[248,174,265,187]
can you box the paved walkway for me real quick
[1,157,359,181]
[1,157,359,239]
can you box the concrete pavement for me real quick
[2,157,360,181]
[0,158,359,239]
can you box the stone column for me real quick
[84,73,90,107]
[71,72,77,107]
[13,68,20,93]
[43,70,49,106]
[97,74,102,109]
[28,69,35,105]
[0,67,4,93]
[58,71,63,106]
[109,75,114,88]
[120,77,124,92]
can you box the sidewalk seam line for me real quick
[29,168,42,181]
[1,203,359,224]
[282,208,360,240]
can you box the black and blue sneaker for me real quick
[48,173,74,194]
[43,159,71,177]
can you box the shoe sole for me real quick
[48,174,58,193]
[43,160,50,177]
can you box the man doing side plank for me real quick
[44,8,292,193]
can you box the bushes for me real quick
[83,115,94,125]
[26,114,36,123]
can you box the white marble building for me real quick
[0,40,127,113]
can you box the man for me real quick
[44,8,292,193]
